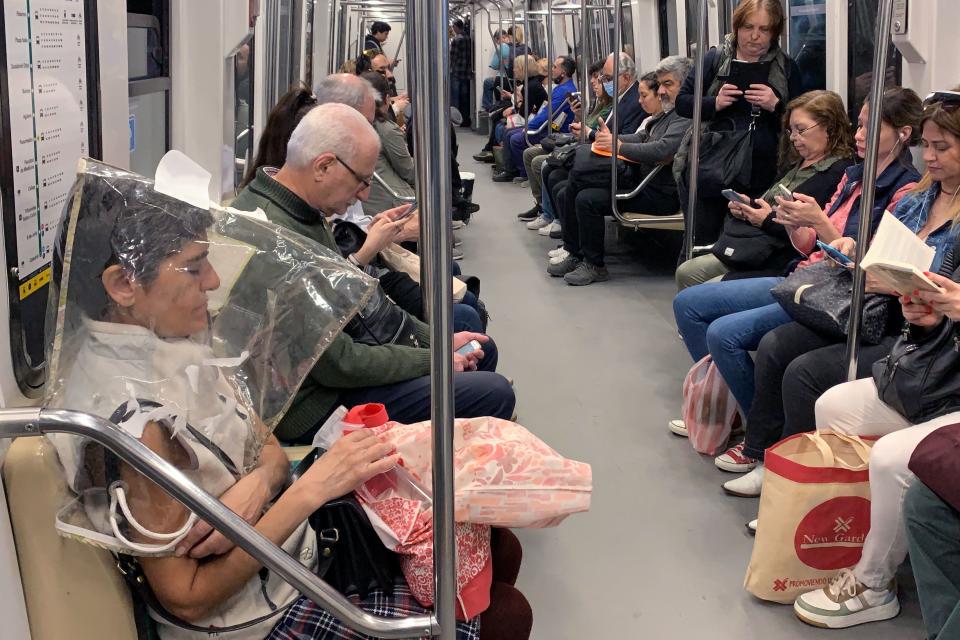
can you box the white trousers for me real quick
[815,378,960,589]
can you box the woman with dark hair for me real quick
[240,84,317,189]
[675,0,803,247]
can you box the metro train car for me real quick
[0,0,958,639]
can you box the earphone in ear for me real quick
[899,132,907,142]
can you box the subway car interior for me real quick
[1,0,960,638]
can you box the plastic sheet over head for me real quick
[45,157,376,555]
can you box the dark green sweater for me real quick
[232,168,432,441]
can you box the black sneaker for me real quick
[517,204,541,221]
[492,171,518,183]
[564,262,609,286]
[547,255,580,277]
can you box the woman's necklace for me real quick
[941,182,960,207]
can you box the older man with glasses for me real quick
[232,102,515,445]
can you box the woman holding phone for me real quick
[674,0,803,248]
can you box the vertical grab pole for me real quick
[683,0,708,261]
[844,0,895,381]
[578,0,589,143]
[609,0,620,193]
[408,0,457,637]
[546,0,554,124]
[522,0,532,144]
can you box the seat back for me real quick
[4,437,138,640]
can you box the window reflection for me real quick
[789,0,826,92]
[847,0,901,121]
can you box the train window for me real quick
[847,0,901,121]
[788,0,826,92]
[231,34,255,194]
[127,1,170,178]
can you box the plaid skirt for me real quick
[267,584,481,640]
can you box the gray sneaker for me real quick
[564,262,609,285]
[452,246,464,261]
[547,255,580,277]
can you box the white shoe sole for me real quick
[538,226,553,236]
[722,481,762,498]
[794,597,900,629]
[667,419,688,437]
[715,458,758,473]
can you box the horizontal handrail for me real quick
[0,407,437,639]
[614,164,664,201]
[372,172,417,203]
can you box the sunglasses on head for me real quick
[924,91,960,112]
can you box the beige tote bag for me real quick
[380,243,467,302]
[744,431,875,604]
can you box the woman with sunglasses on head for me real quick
[674,0,803,250]
[791,90,960,630]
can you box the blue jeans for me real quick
[482,77,498,111]
[540,168,557,222]
[673,277,790,414]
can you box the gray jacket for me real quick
[363,118,416,216]
[617,108,690,195]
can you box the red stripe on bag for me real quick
[765,433,876,484]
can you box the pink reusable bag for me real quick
[682,355,741,455]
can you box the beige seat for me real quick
[4,437,138,640]
[617,210,685,232]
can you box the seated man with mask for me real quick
[233,102,515,444]
[547,55,693,286]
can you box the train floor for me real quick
[454,131,924,639]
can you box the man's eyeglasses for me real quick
[788,122,822,138]
[336,156,372,190]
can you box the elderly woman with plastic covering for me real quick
[42,158,491,639]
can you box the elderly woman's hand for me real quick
[303,430,399,501]
[744,83,779,112]
[730,197,772,227]
[715,83,743,111]
[177,470,273,558]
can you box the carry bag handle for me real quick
[803,430,872,470]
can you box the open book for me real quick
[860,211,943,294]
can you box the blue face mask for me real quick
[603,80,616,97]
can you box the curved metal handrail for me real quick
[844,0,895,381]
[683,0,709,261]
[611,164,685,228]
[0,407,437,639]
[372,171,417,203]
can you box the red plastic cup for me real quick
[344,403,389,428]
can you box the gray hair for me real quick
[608,52,637,80]
[286,103,379,169]
[655,55,693,86]
[314,73,380,110]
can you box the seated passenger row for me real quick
[476,0,960,635]
[652,7,960,631]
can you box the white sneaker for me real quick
[549,249,571,265]
[746,519,757,535]
[722,464,764,498]
[794,569,900,629]
[548,246,566,258]
[526,215,551,230]
[667,419,688,437]
[539,221,561,236]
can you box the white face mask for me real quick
[108,482,198,554]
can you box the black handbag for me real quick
[568,143,639,190]
[711,216,789,269]
[332,221,420,348]
[873,319,960,423]
[541,132,577,153]
[293,448,401,599]
[770,261,893,345]
[694,114,757,196]
[545,143,578,169]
